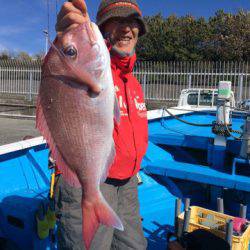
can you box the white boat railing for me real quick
[0,108,196,155]
[0,136,45,155]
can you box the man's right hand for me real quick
[56,0,90,36]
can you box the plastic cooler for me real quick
[178,206,250,250]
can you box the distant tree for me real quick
[136,10,250,61]
[137,13,209,61]
[16,51,32,60]
[0,50,44,61]
[167,15,209,60]
[0,51,11,60]
[32,52,44,61]
[205,10,250,60]
[137,14,170,61]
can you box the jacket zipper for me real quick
[123,77,137,174]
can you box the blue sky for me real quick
[0,0,249,56]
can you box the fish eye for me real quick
[62,45,77,58]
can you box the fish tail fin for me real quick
[82,193,124,249]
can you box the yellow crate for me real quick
[178,206,250,250]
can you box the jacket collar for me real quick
[107,44,137,75]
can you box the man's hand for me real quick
[56,0,90,36]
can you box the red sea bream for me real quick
[36,21,123,249]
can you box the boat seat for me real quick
[143,142,250,192]
[0,146,51,249]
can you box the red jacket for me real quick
[108,52,148,180]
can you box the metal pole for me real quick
[45,34,48,55]
[29,71,33,101]
[184,198,190,211]
[225,219,233,249]
[239,204,247,219]
[143,74,147,99]
[238,73,243,104]
[175,198,181,236]
[182,208,191,234]
[188,73,192,89]
[43,30,49,55]
[217,198,224,213]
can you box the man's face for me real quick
[103,17,140,55]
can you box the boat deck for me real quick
[143,111,250,192]
[149,111,244,151]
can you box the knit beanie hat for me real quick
[96,0,147,37]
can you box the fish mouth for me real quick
[67,79,101,97]
[47,75,89,91]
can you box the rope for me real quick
[223,105,243,140]
[161,106,244,140]
[231,129,242,135]
[162,107,213,127]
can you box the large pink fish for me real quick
[36,21,123,249]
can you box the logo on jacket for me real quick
[134,96,146,111]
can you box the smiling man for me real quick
[55,0,148,249]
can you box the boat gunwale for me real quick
[0,107,246,156]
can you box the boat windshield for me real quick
[187,92,218,106]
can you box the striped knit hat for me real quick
[96,0,147,37]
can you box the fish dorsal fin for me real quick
[114,96,120,124]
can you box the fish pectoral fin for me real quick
[82,194,123,249]
[114,96,120,124]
